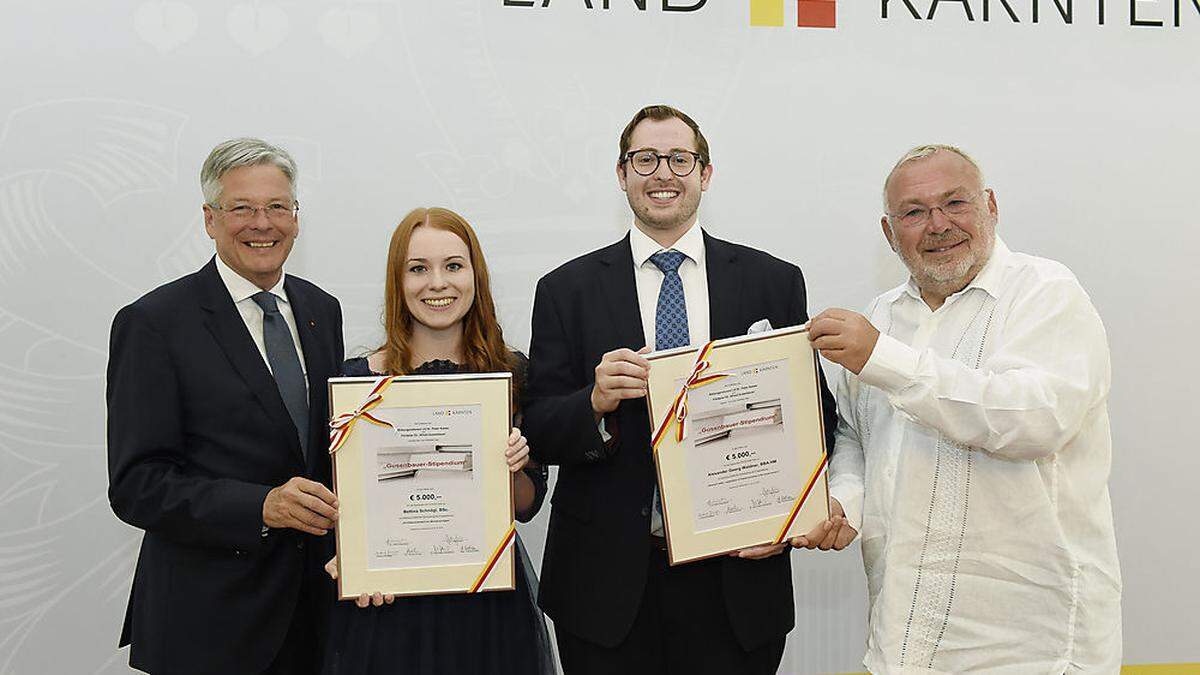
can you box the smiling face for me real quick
[402,225,476,333]
[203,163,297,290]
[617,116,713,244]
[882,150,998,304]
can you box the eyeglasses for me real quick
[623,149,704,177]
[210,201,299,225]
[887,191,986,228]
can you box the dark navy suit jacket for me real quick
[524,231,837,650]
[107,257,343,674]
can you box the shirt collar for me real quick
[213,254,289,305]
[629,220,705,268]
[895,236,1011,305]
[965,236,1010,298]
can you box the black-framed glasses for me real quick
[623,149,704,177]
[210,201,300,225]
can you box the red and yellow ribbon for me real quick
[772,453,829,544]
[328,376,395,455]
[468,524,516,593]
[650,342,730,455]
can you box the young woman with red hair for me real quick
[322,207,554,675]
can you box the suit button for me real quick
[297,541,305,551]
[640,506,650,517]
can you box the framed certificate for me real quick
[328,373,515,598]
[645,326,830,565]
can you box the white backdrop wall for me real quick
[1,1,1197,672]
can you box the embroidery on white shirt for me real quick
[899,291,997,670]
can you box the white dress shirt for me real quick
[828,238,1121,674]
[629,221,710,349]
[627,222,709,535]
[213,254,309,391]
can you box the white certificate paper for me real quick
[683,358,804,532]
[358,404,485,570]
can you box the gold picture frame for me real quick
[328,373,515,598]
[645,326,830,565]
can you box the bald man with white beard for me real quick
[793,145,1122,673]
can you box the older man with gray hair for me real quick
[793,145,1122,673]
[107,138,344,674]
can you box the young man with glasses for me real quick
[523,105,837,674]
[107,138,344,674]
[798,144,1122,672]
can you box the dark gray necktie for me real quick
[252,291,309,455]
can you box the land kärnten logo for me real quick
[502,0,1194,29]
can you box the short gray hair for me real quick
[882,144,984,211]
[201,137,298,206]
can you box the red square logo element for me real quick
[797,0,836,28]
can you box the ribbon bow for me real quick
[328,376,395,455]
[651,342,729,454]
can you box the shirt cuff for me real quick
[858,333,919,395]
[827,481,864,532]
[598,418,612,443]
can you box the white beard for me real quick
[897,219,996,296]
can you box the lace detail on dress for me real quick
[412,359,462,375]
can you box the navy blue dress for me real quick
[322,356,555,675]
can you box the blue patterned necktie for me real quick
[650,250,690,350]
[252,291,309,456]
[648,250,689,535]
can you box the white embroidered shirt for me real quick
[828,238,1122,674]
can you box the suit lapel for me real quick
[197,259,305,464]
[704,232,745,340]
[597,235,648,350]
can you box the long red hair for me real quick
[380,207,517,382]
